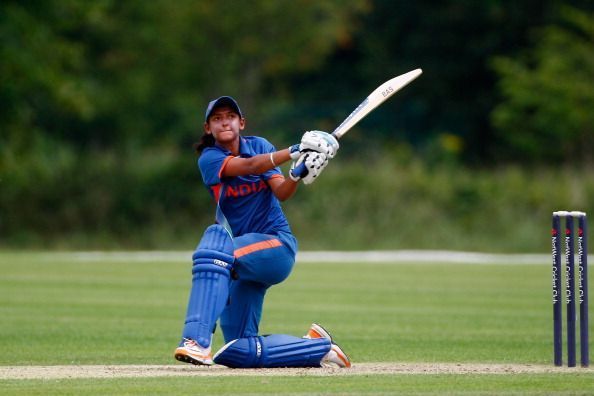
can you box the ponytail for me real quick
[193,133,215,154]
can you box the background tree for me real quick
[491,6,594,163]
[1,0,593,249]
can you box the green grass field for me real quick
[1,251,593,395]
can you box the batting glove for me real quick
[289,130,339,160]
[289,152,329,185]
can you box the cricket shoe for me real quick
[304,323,351,368]
[174,338,214,366]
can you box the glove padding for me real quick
[289,130,339,160]
[289,152,329,185]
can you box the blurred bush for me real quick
[284,152,594,253]
[3,145,594,252]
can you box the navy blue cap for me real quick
[204,96,243,122]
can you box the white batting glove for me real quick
[289,152,329,185]
[289,130,339,160]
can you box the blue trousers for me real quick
[220,231,297,343]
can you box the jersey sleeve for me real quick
[198,148,233,186]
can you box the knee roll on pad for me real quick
[182,225,235,348]
[195,223,235,254]
[193,224,235,269]
[213,335,331,368]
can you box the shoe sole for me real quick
[174,348,214,366]
[308,323,333,341]
[330,343,352,368]
[308,324,352,368]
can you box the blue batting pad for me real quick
[181,225,235,348]
[213,334,331,368]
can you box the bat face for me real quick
[332,69,422,139]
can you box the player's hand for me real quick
[289,152,329,185]
[289,131,339,160]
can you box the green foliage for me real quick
[285,1,582,161]
[285,154,594,253]
[0,0,368,151]
[3,1,587,155]
[2,1,594,249]
[491,7,594,163]
[3,147,594,251]
[0,143,212,248]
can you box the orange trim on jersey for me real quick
[218,155,236,179]
[234,238,283,258]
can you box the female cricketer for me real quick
[174,96,351,368]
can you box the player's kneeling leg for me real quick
[213,334,331,368]
[181,225,234,349]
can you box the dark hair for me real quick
[193,132,215,153]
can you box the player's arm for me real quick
[221,131,339,178]
[221,149,292,178]
[267,175,299,202]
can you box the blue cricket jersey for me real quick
[198,136,292,237]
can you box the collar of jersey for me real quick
[215,136,254,157]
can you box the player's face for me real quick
[204,106,245,145]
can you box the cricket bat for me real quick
[331,69,423,139]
